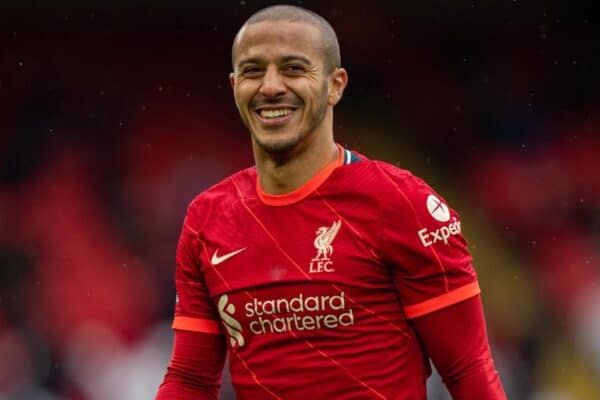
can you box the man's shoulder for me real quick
[338,156,425,191]
[189,166,257,210]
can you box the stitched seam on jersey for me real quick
[315,190,383,262]
[201,241,233,291]
[301,338,387,399]
[182,213,207,280]
[175,279,205,287]
[185,188,280,399]
[233,351,283,400]
[237,183,400,336]
[243,291,387,398]
[232,179,313,280]
[201,243,281,398]
[182,221,200,236]
[377,164,449,292]
[233,177,400,394]
[181,223,201,265]
[331,284,409,336]
[180,214,224,325]
[317,190,409,334]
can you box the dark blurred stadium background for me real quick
[1,1,598,399]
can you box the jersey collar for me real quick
[257,144,345,206]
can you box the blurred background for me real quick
[0,1,598,399]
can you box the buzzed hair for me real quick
[232,5,341,73]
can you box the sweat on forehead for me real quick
[232,5,341,73]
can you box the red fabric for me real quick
[412,295,507,399]
[155,330,227,400]
[164,149,499,398]
[376,161,477,313]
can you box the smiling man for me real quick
[156,5,506,400]
[230,8,347,195]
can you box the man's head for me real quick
[232,5,341,74]
[230,5,348,157]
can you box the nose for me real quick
[259,65,286,98]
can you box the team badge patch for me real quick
[309,220,341,273]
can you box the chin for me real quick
[254,132,303,155]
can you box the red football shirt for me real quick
[172,145,480,399]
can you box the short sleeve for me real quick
[172,202,223,334]
[378,163,480,319]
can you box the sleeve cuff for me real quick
[404,281,481,319]
[172,316,222,334]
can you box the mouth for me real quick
[254,106,297,125]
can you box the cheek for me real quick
[234,84,254,108]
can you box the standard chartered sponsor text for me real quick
[245,292,354,334]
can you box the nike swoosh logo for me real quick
[211,247,247,265]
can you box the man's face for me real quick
[230,20,331,155]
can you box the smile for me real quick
[254,106,298,125]
[257,108,295,119]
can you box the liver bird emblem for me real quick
[313,220,341,260]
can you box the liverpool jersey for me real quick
[172,145,479,399]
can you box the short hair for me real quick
[232,5,341,73]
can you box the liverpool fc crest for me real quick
[309,220,341,273]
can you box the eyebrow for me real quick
[281,55,311,65]
[236,54,312,68]
[237,57,262,67]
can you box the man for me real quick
[156,5,506,399]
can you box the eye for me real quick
[282,64,305,74]
[241,66,263,78]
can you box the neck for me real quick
[254,123,338,195]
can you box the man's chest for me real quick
[198,202,389,297]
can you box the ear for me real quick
[229,72,236,91]
[327,68,348,106]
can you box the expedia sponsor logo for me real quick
[418,217,462,247]
[426,194,450,222]
[418,193,462,247]
[245,292,354,335]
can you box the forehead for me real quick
[233,20,323,65]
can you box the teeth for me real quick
[259,108,293,119]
